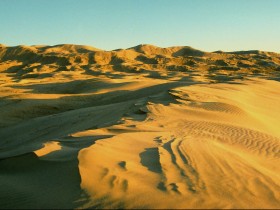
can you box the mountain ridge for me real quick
[0,43,279,83]
[1,43,279,54]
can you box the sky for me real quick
[0,0,279,52]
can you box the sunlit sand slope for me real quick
[78,79,280,209]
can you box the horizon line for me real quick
[0,43,279,54]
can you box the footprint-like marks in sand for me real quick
[100,166,129,193]
[118,161,127,171]
[140,136,206,195]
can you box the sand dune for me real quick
[0,44,280,209]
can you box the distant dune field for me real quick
[0,44,280,209]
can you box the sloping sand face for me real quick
[78,78,280,209]
[0,44,280,209]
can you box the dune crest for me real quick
[0,44,280,209]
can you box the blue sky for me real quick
[0,0,279,52]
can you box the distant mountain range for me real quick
[0,44,279,82]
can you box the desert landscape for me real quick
[0,43,280,209]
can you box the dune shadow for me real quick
[266,71,280,82]
[10,78,131,94]
[0,133,114,209]
[139,147,162,174]
[83,66,126,79]
[0,152,84,209]
[0,81,192,130]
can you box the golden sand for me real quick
[0,44,279,208]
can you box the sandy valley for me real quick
[0,44,280,209]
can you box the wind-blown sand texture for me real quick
[0,44,280,209]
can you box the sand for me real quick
[0,44,280,209]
